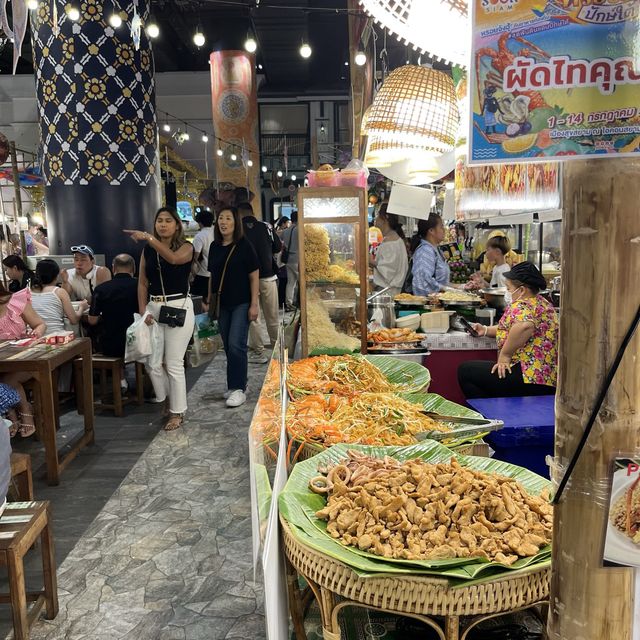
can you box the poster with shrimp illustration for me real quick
[470,0,640,164]
[604,458,640,567]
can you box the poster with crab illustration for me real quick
[470,0,640,164]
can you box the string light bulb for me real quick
[163,123,171,132]
[247,159,254,167]
[216,148,223,156]
[355,50,367,66]
[27,0,38,10]
[109,13,122,28]
[291,174,297,181]
[193,28,205,48]
[202,134,208,142]
[183,132,190,141]
[277,170,283,178]
[299,43,312,59]
[230,152,237,161]
[261,165,267,172]
[244,37,257,53]
[67,6,80,20]
[146,20,159,38]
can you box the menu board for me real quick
[470,0,640,164]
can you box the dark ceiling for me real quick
[1,0,353,96]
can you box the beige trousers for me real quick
[248,278,280,354]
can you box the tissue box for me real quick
[44,331,75,345]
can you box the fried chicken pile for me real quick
[311,451,553,566]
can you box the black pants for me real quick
[458,360,556,399]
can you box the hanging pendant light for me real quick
[359,0,467,67]
[365,65,459,162]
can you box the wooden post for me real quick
[548,158,640,639]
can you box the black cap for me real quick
[503,261,547,291]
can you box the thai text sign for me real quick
[470,0,640,164]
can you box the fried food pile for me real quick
[395,293,428,303]
[368,328,423,344]
[436,290,482,303]
[312,451,553,565]
[327,263,359,285]
[304,224,331,281]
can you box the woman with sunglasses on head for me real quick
[124,207,195,431]
[458,262,558,399]
[205,206,259,408]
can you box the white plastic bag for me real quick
[146,319,164,370]
[124,313,152,363]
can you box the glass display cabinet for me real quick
[297,187,369,357]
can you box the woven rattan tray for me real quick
[282,517,549,640]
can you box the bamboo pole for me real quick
[548,158,640,639]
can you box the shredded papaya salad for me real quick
[286,393,451,449]
[287,355,402,398]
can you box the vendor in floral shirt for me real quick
[458,262,558,398]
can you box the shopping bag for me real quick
[187,313,221,367]
[124,313,153,363]
[146,320,164,370]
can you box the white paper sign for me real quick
[387,183,435,220]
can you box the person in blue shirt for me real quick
[411,214,454,295]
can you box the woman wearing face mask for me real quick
[124,207,195,431]
[457,262,558,398]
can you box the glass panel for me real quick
[303,196,360,219]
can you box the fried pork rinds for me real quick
[312,451,552,565]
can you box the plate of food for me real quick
[394,293,428,306]
[436,290,484,307]
[368,328,424,345]
[604,465,640,567]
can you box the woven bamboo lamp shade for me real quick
[364,65,460,168]
[359,0,468,67]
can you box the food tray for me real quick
[367,346,430,355]
[368,338,425,346]
[441,299,484,308]
[396,299,428,307]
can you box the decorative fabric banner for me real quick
[31,0,157,186]
[210,50,261,217]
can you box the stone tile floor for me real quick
[2,356,267,640]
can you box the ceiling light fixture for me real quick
[163,123,171,132]
[261,165,267,172]
[146,20,159,38]
[258,64,263,70]
[355,50,367,66]
[359,0,468,67]
[344,61,349,66]
[202,134,209,142]
[193,27,205,48]
[27,0,39,10]
[299,42,312,59]
[244,37,257,53]
[67,6,80,21]
[291,174,297,181]
[108,13,122,28]
[277,170,283,178]
[320,123,326,134]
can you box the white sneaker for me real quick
[248,352,269,364]
[226,390,247,408]
[224,386,248,399]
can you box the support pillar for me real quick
[209,50,261,218]
[549,158,640,639]
[30,0,160,262]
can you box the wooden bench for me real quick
[75,356,145,417]
[10,454,33,502]
[0,502,58,639]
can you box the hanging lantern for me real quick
[359,0,467,67]
[365,65,460,166]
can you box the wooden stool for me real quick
[0,502,58,640]
[75,357,144,417]
[9,454,33,502]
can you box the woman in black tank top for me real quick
[124,207,194,431]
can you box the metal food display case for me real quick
[297,187,368,357]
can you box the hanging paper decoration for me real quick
[0,0,13,40]
[131,8,142,51]
[52,0,59,37]
[8,0,28,74]
[283,135,288,175]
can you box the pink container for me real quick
[306,169,339,187]
[338,170,367,188]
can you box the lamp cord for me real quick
[553,303,640,505]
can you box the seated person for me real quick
[30,259,88,334]
[88,254,139,391]
[458,262,557,399]
[61,245,111,303]
[3,255,34,293]
[469,235,511,289]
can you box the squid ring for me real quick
[328,464,351,485]
[309,476,333,494]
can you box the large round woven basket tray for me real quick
[281,517,550,620]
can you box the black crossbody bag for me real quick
[208,245,236,321]
[157,252,189,328]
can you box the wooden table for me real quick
[0,338,94,485]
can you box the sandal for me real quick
[6,409,18,438]
[164,413,183,431]
[163,399,171,418]
[18,412,36,438]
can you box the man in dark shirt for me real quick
[240,202,282,364]
[88,254,139,390]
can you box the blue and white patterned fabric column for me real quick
[30,0,159,260]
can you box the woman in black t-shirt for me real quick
[124,207,194,431]
[206,206,259,408]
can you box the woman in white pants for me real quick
[125,207,194,431]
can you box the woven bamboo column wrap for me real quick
[281,519,550,619]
